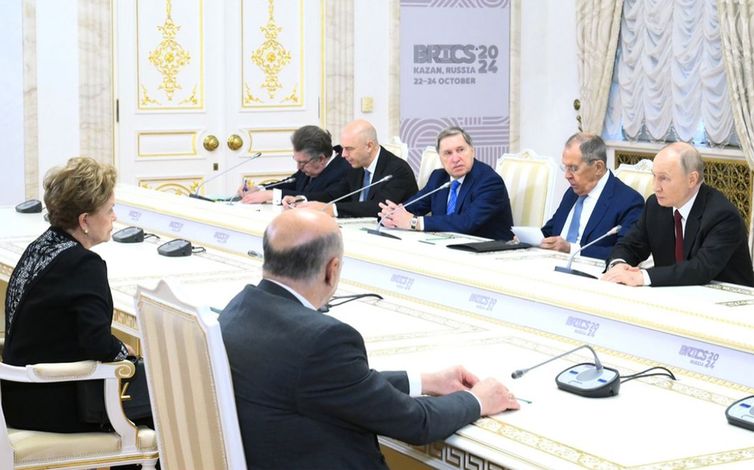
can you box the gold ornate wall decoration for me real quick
[615,150,753,226]
[140,85,161,106]
[281,84,299,103]
[138,177,199,195]
[148,0,191,101]
[250,0,292,100]
[179,85,198,105]
[243,83,262,104]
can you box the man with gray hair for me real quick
[219,209,520,469]
[378,126,514,240]
[541,133,644,259]
[295,119,418,218]
[240,125,349,205]
[603,142,754,287]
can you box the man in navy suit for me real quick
[378,127,514,240]
[540,133,644,260]
[296,119,418,218]
[603,142,754,287]
[220,209,520,469]
[241,125,349,205]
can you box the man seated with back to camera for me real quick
[219,209,520,469]
[238,125,349,205]
[378,126,514,240]
[287,119,418,217]
[603,142,754,287]
[540,133,644,260]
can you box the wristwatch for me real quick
[410,216,418,231]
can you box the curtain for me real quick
[606,0,735,145]
[575,0,624,134]
[718,0,754,252]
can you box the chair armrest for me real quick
[26,360,135,382]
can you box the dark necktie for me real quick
[674,209,684,263]
[359,169,371,202]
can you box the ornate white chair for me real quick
[615,159,655,200]
[0,356,158,469]
[135,280,247,470]
[496,149,557,227]
[382,136,409,161]
[417,146,443,189]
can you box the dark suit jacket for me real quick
[407,161,514,240]
[308,146,418,218]
[219,280,480,470]
[277,155,351,199]
[542,172,644,260]
[608,183,754,287]
[2,227,126,432]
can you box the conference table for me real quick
[1,184,753,469]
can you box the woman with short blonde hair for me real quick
[2,156,151,433]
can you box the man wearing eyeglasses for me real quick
[540,133,644,260]
[240,125,350,205]
[294,119,418,218]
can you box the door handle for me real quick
[203,135,219,151]
[227,134,243,151]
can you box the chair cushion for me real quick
[9,425,157,465]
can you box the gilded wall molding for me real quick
[615,149,753,226]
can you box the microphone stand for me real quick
[323,175,394,208]
[365,181,452,240]
[189,152,262,202]
[554,225,621,279]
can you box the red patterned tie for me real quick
[674,209,684,263]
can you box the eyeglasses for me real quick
[293,157,317,168]
[560,162,591,174]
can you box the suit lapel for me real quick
[367,147,388,201]
[434,173,451,214]
[454,164,476,211]
[683,185,706,258]
[582,173,614,240]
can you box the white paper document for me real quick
[511,226,544,245]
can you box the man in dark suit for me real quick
[603,142,754,287]
[541,133,644,260]
[296,119,418,218]
[240,125,349,205]
[378,126,514,240]
[219,209,520,469]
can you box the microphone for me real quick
[512,344,620,398]
[323,174,394,208]
[554,225,621,278]
[190,152,262,202]
[259,176,296,189]
[366,181,452,239]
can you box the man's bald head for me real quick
[342,119,378,145]
[658,142,704,179]
[340,120,380,169]
[263,209,343,282]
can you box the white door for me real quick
[115,0,323,197]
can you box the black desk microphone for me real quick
[366,181,452,240]
[554,225,621,278]
[512,344,620,398]
[323,175,393,209]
